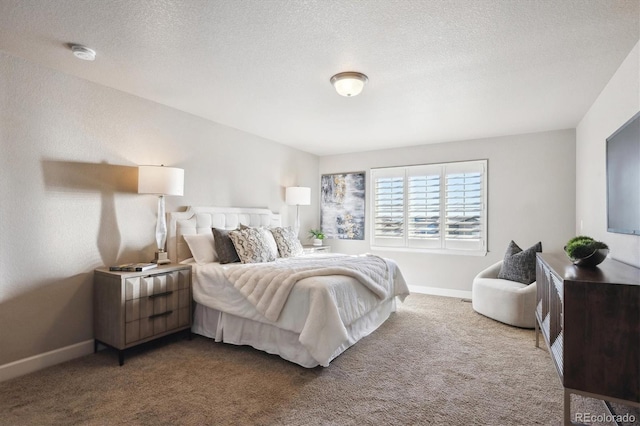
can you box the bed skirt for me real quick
[192,297,397,368]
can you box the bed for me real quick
[167,206,409,367]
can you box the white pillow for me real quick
[261,228,279,258]
[183,233,218,264]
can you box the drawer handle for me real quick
[148,290,174,299]
[144,272,172,278]
[149,310,173,319]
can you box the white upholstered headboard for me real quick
[167,206,281,263]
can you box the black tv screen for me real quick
[606,111,640,235]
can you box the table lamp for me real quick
[285,186,311,237]
[138,165,184,264]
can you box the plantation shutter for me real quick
[371,168,405,247]
[443,161,486,252]
[371,160,487,255]
[407,165,441,249]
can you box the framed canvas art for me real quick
[320,172,365,240]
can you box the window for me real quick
[371,160,487,255]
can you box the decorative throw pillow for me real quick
[228,227,277,264]
[239,224,279,258]
[183,233,218,264]
[270,227,303,258]
[212,228,240,264]
[497,240,542,284]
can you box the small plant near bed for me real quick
[564,236,609,267]
[308,229,325,240]
[308,229,326,246]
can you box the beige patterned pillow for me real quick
[239,224,278,258]
[229,227,277,263]
[270,227,303,258]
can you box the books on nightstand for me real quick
[109,262,158,272]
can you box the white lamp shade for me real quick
[138,166,184,196]
[286,187,311,205]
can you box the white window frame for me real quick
[370,160,487,256]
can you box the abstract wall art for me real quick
[320,172,365,240]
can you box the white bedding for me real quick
[191,253,409,366]
[225,254,391,322]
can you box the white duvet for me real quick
[191,253,409,366]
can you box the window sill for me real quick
[370,246,487,257]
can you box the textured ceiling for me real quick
[0,0,638,156]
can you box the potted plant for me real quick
[564,236,609,267]
[308,229,326,246]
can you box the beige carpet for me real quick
[0,294,620,425]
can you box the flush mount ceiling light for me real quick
[330,71,368,97]
[71,44,96,61]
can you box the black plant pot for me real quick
[569,248,609,267]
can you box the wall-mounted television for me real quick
[606,111,640,235]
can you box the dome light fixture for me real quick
[330,71,368,97]
[71,44,96,61]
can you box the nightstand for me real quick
[302,245,332,254]
[94,264,192,365]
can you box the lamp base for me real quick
[154,251,171,265]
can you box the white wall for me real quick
[0,52,319,366]
[576,41,640,268]
[320,130,576,293]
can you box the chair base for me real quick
[472,277,536,329]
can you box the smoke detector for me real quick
[71,45,96,61]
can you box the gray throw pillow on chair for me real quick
[497,240,542,284]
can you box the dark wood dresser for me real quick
[535,253,640,425]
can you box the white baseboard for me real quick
[408,285,472,300]
[0,339,94,383]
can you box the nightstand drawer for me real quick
[302,245,331,254]
[124,269,189,300]
[125,289,181,322]
[124,288,190,344]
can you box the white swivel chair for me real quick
[471,260,537,329]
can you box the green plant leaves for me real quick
[565,235,608,259]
